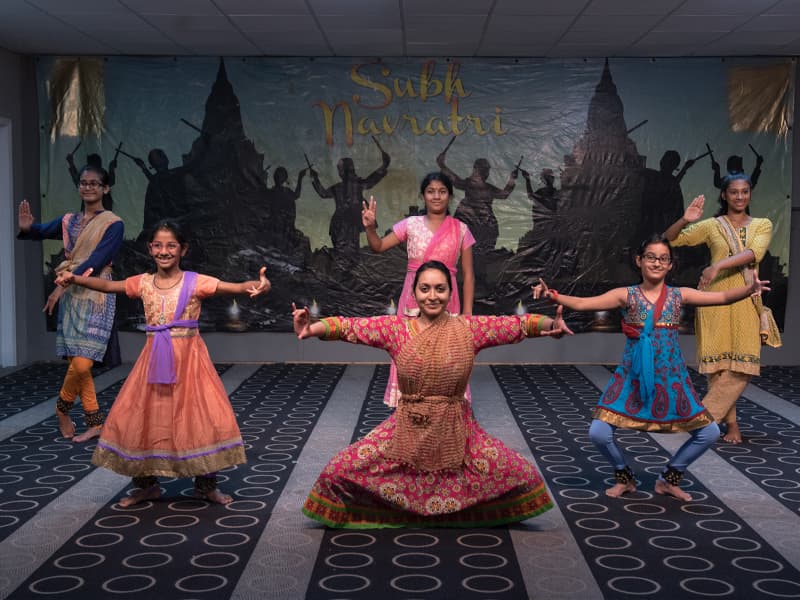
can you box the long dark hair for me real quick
[418,172,454,216]
[716,172,752,217]
[78,164,113,211]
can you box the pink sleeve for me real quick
[392,218,409,242]
[460,222,476,250]
[464,315,529,353]
[321,315,407,357]
[194,274,221,299]
[124,274,143,298]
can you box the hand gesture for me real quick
[542,305,574,338]
[519,168,530,179]
[246,267,271,298]
[43,286,66,316]
[18,199,35,232]
[698,264,718,290]
[292,302,313,339]
[362,196,377,229]
[683,195,704,223]
[531,278,553,301]
[750,277,770,297]
[55,271,75,287]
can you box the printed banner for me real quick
[36,57,792,332]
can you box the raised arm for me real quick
[533,278,627,312]
[362,196,401,253]
[215,267,271,298]
[663,194,704,241]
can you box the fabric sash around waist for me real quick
[384,393,466,471]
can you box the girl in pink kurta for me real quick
[363,172,475,406]
[293,260,572,528]
[56,220,270,507]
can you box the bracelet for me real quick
[547,289,559,303]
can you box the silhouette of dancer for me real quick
[128,148,188,234]
[712,151,762,190]
[640,150,697,241]
[436,143,517,254]
[521,167,559,223]
[266,166,307,249]
[309,137,390,261]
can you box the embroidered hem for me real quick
[592,407,714,433]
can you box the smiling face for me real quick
[148,228,187,273]
[78,168,109,208]
[721,179,751,215]
[635,242,673,282]
[414,266,452,320]
[422,179,450,215]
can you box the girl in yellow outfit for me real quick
[664,173,776,443]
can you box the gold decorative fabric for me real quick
[48,57,106,140]
[384,316,473,471]
[728,62,793,136]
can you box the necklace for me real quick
[153,272,183,290]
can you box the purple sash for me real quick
[145,272,198,384]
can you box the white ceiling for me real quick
[1,0,800,57]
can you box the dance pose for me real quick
[293,260,571,528]
[362,172,475,406]
[534,235,767,501]
[18,165,123,442]
[664,175,778,443]
[56,220,270,506]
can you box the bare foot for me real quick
[73,425,102,443]
[722,422,742,444]
[119,485,161,507]
[195,489,233,505]
[57,412,75,439]
[605,482,636,498]
[655,479,692,502]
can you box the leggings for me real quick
[57,356,103,426]
[589,419,720,473]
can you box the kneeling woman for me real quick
[292,260,571,528]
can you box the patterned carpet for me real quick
[0,361,798,599]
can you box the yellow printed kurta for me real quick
[672,217,772,375]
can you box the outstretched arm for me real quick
[215,267,271,298]
[682,277,769,306]
[56,268,127,294]
[533,278,627,312]
[698,249,758,290]
[362,196,401,253]
[293,303,326,339]
[663,194,704,241]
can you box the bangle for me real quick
[547,290,559,303]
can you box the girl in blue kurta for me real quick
[534,234,766,502]
[18,165,124,443]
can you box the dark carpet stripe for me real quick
[306,365,531,600]
[493,364,800,600]
[5,363,345,600]
[755,366,800,407]
[0,379,124,544]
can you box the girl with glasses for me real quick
[534,234,767,502]
[17,164,122,442]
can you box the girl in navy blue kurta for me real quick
[18,165,124,443]
[534,234,766,502]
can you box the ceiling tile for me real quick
[656,14,751,32]
[215,0,309,14]
[766,0,800,15]
[674,0,776,15]
[27,0,129,14]
[487,15,573,33]
[318,14,399,29]
[584,0,683,15]
[310,0,399,15]
[571,14,664,30]
[738,15,800,31]
[494,0,589,16]
[144,14,237,32]
[121,0,220,15]
[403,0,493,15]
[229,15,318,33]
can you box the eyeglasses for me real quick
[642,254,672,265]
[149,242,181,251]
[78,180,104,189]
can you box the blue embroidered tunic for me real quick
[593,286,714,432]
